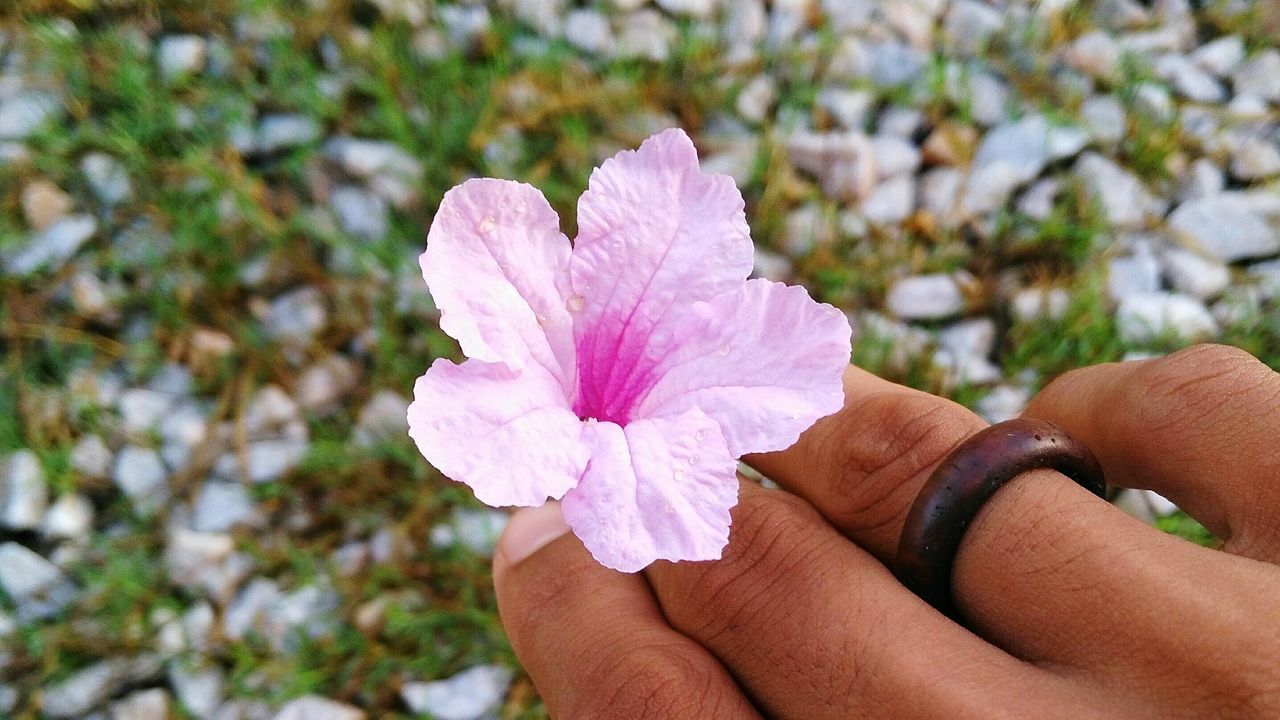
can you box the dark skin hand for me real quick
[492,344,1280,719]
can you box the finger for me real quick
[744,366,1280,710]
[644,482,1106,720]
[1021,343,1280,561]
[493,502,762,720]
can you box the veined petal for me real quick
[561,409,739,573]
[634,278,852,456]
[423,179,577,393]
[569,128,753,424]
[408,358,589,507]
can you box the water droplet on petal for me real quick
[687,456,697,466]
[477,217,496,234]
[695,429,709,442]
[717,345,731,356]
[516,201,528,213]
[536,314,549,328]
[567,296,585,312]
[674,469,687,481]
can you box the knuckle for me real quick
[818,392,984,533]
[1129,344,1278,430]
[672,489,831,642]
[575,642,732,720]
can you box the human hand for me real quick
[492,344,1280,719]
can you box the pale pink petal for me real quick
[634,278,851,456]
[561,408,739,573]
[408,358,589,507]
[569,128,753,425]
[423,179,577,394]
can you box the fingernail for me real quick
[500,502,571,565]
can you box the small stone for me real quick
[1107,244,1161,302]
[961,115,1082,215]
[165,528,251,603]
[213,438,309,484]
[1080,95,1125,146]
[1117,292,1218,343]
[1133,83,1174,123]
[70,436,111,482]
[615,9,677,62]
[885,274,965,320]
[1230,136,1280,180]
[449,508,510,556]
[1192,35,1245,76]
[1231,50,1280,102]
[1016,178,1060,220]
[325,137,423,186]
[2,214,97,276]
[735,74,776,125]
[1065,31,1121,80]
[1178,158,1224,201]
[1074,153,1163,229]
[81,152,133,206]
[157,35,207,80]
[815,88,874,130]
[976,385,1030,424]
[272,696,365,720]
[42,494,94,541]
[877,106,926,139]
[0,90,64,139]
[110,688,170,720]
[264,287,327,348]
[1154,54,1226,102]
[943,0,1003,56]
[866,40,926,87]
[296,354,360,413]
[331,185,389,241]
[21,179,72,232]
[918,168,963,228]
[563,10,612,55]
[656,0,717,17]
[71,270,119,320]
[785,130,876,201]
[1010,287,1070,322]
[113,446,169,516]
[934,317,1001,385]
[1168,195,1280,262]
[41,657,162,719]
[353,391,410,447]
[921,122,976,166]
[860,175,915,225]
[1,449,47,531]
[256,114,322,154]
[169,662,224,719]
[191,481,259,533]
[119,388,175,435]
[782,203,833,256]
[870,135,921,180]
[0,542,76,622]
[1162,248,1230,300]
[401,665,513,720]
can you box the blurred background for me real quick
[1,0,1278,717]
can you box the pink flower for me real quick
[408,129,851,572]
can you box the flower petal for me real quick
[634,278,852,456]
[569,128,753,424]
[408,358,589,507]
[423,178,577,393]
[561,409,739,573]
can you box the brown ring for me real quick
[894,417,1107,619]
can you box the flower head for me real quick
[408,129,851,572]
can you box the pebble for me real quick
[1178,157,1224,201]
[1117,292,1218,343]
[884,274,965,320]
[785,130,876,201]
[2,214,97,276]
[157,35,207,80]
[0,90,63,139]
[615,9,676,62]
[961,115,1079,214]
[213,438,309,484]
[1231,50,1280,102]
[1161,247,1230,300]
[110,688,170,720]
[1167,195,1280,262]
[191,481,260,533]
[1010,286,1070,321]
[169,662,225,719]
[164,528,252,603]
[1107,243,1161,302]
[1080,95,1125,146]
[860,175,915,225]
[40,657,161,719]
[400,665,513,720]
[563,9,613,55]
[1192,35,1244,76]
[1066,31,1121,80]
[1074,152,1163,229]
[256,114,322,154]
[42,493,94,541]
[330,184,389,241]
[21,179,72,231]
[81,152,133,207]
[296,354,360,413]
[975,385,1030,423]
[735,74,777,125]
[0,542,77,621]
[264,287,327,348]
[1155,54,1225,102]
[272,696,365,720]
[113,446,170,516]
[943,0,1003,56]
[446,508,510,557]
[816,87,874,130]
[866,40,926,87]
[1,449,47,531]
[353,391,411,447]
[1229,136,1280,180]
[918,167,963,228]
[119,388,176,435]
